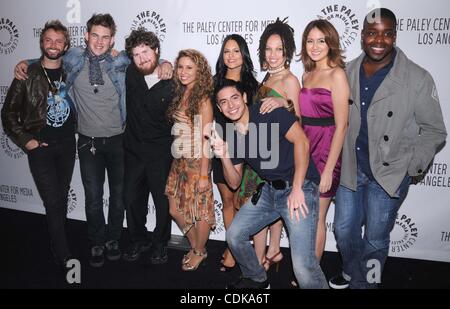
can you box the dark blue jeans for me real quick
[334,168,410,289]
[28,138,76,262]
[227,180,329,289]
[78,133,125,247]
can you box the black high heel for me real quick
[219,261,236,272]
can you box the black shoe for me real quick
[105,240,121,261]
[227,277,270,289]
[149,243,168,265]
[89,245,105,267]
[123,242,151,262]
[329,272,350,289]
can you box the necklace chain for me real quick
[41,62,62,95]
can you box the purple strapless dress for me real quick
[299,88,341,198]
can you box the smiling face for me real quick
[132,44,159,75]
[306,27,329,65]
[176,56,198,88]
[362,17,396,64]
[41,29,68,60]
[216,86,248,122]
[85,25,115,56]
[223,39,243,71]
[265,34,285,69]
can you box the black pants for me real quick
[78,133,125,246]
[124,147,172,246]
[28,138,76,262]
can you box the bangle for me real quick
[199,175,209,180]
[285,99,294,113]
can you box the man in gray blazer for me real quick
[329,8,447,289]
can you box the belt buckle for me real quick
[271,180,286,190]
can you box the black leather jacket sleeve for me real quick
[1,78,35,151]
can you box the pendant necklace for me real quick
[41,62,62,95]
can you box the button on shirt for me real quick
[356,50,396,179]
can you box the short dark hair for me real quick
[214,79,245,104]
[125,27,160,58]
[40,20,70,50]
[87,13,116,36]
[364,8,397,30]
[258,17,296,71]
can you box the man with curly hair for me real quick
[121,28,175,264]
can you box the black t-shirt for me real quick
[230,104,297,181]
[229,104,320,184]
[38,67,75,142]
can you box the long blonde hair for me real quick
[167,49,213,122]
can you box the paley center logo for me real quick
[0,18,19,55]
[131,10,167,42]
[317,4,360,50]
[390,213,419,253]
[1,132,24,159]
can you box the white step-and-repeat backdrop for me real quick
[1,0,449,262]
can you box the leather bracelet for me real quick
[199,175,209,180]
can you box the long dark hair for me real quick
[214,34,258,103]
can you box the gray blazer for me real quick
[340,47,447,197]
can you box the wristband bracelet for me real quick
[199,175,209,180]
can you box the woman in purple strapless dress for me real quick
[299,20,350,261]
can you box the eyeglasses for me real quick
[251,182,265,205]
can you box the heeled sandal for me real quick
[263,251,283,272]
[181,249,207,271]
[219,260,236,272]
[181,248,194,265]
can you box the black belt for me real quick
[266,179,292,190]
[302,116,335,127]
[78,133,123,141]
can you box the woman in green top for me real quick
[238,18,301,273]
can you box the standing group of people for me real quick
[2,7,446,289]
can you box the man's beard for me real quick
[136,61,158,75]
[43,48,65,60]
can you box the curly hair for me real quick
[214,34,258,103]
[258,17,296,71]
[125,27,160,59]
[167,49,213,122]
[300,19,345,72]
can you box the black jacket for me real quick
[124,62,174,160]
[1,62,68,151]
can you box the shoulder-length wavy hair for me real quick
[258,17,296,71]
[167,49,213,122]
[300,19,345,72]
[214,34,258,103]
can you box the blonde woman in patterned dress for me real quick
[166,49,215,271]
